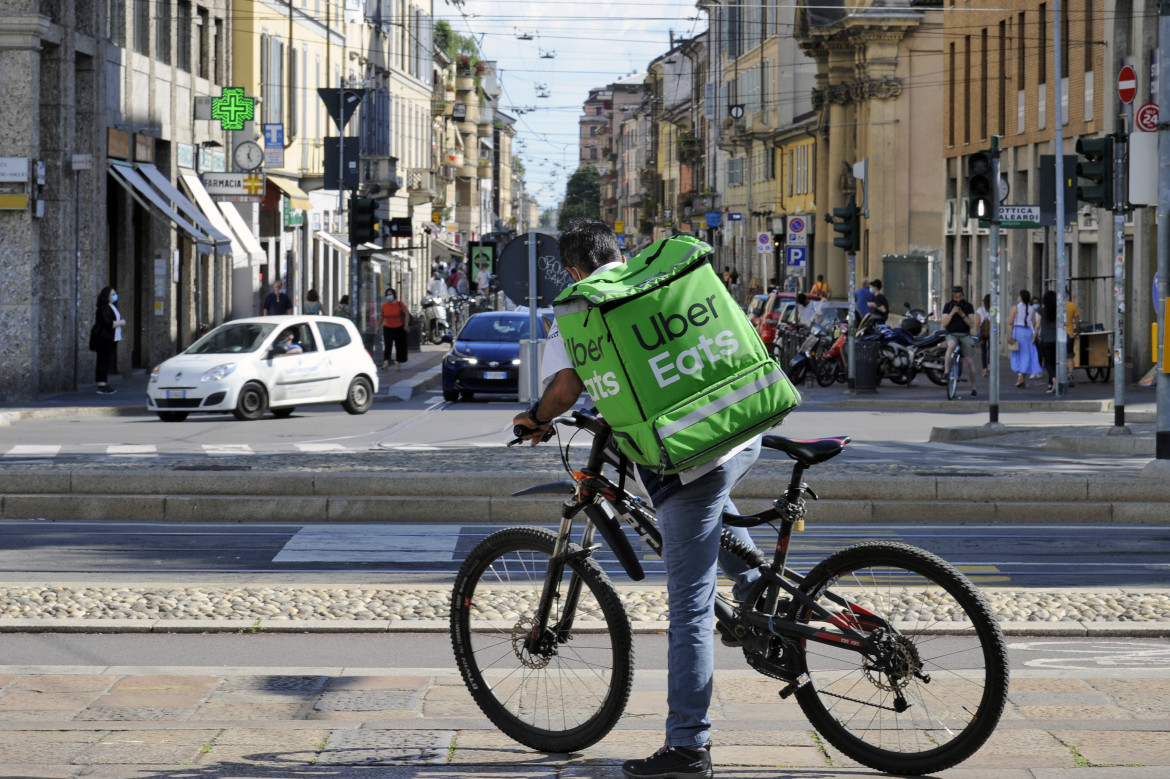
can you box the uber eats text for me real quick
[566,294,742,395]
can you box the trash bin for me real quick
[408,318,423,352]
[851,339,881,393]
[362,332,381,363]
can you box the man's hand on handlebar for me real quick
[510,411,553,446]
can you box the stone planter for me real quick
[456,75,475,91]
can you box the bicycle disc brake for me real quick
[511,617,554,669]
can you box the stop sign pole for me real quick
[1112,66,1136,433]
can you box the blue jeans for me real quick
[656,437,762,747]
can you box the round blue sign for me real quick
[789,217,805,233]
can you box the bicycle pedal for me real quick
[778,673,811,699]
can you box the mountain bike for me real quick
[449,410,1009,776]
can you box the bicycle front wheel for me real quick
[946,359,961,400]
[449,526,634,753]
[789,541,1008,776]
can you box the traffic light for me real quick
[831,201,860,253]
[348,196,377,244]
[967,151,994,219]
[1074,136,1114,210]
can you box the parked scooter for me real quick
[787,323,835,385]
[421,294,451,345]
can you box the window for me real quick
[318,322,352,350]
[980,29,988,140]
[963,35,970,144]
[728,157,743,188]
[1038,4,1047,84]
[948,42,955,146]
[288,45,299,139]
[197,6,209,78]
[156,0,171,64]
[998,21,1006,135]
[108,0,126,47]
[262,35,284,125]
[134,0,149,55]
[213,17,224,84]
[176,1,191,72]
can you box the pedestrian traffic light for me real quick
[1074,136,1114,211]
[831,201,860,253]
[348,196,378,244]
[967,151,994,220]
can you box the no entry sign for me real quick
[1118,65,1137,105]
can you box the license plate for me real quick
[483,371,507,380]
[166,390,187,399]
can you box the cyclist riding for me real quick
[942,285,979,398]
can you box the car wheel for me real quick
[232,382,268,421]
[271,407,295,418]
[156,411,188,422]
[461,390,475,402]
[443,389,459,402]
[342,376,374,415]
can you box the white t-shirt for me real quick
[110,303,123,342]
[541,262,752,490]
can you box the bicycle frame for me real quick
[516,414,883,676]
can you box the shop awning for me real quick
[267,174,313,210]
[108,162,221,253]
[218,200,268,264]
[179,170,264,266]
[315,230,351,254]
[138,164,232,250]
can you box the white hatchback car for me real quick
[147,316,379,421]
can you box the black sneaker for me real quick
[970,389,978,398]
[96,386,117,394]
[622,743,712,779]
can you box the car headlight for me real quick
[511,359,522,365]
[445,350,477,366]
[200,363,237,382]
[150,366,159,383]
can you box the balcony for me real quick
[360,156,402,194]
[432,97,453,116]
[677,137,703,163]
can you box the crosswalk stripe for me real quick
[3,445,61,458]
[202,444,254,456]
[108,444,157,457]
[294,443,348,453]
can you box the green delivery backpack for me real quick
[553,235,801,473]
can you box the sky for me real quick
[437,0,704,211]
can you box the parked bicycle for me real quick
[449,410,1009,776]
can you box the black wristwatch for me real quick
[526,401,549,426]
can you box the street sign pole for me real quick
[1155,0,1170,465]
[988,135,1002,426]
[1112,123,1129,433]
[1054,0,1069,397]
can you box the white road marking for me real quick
[1009,640,1170,670]
[3,445,61,458]
[108,444,157,457]
[295,443,348,453]
[202,444,254,456]
[273,524,460,563]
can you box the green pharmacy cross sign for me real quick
[211,87,256,131]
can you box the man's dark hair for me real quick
[559,219,621,274]
[796,293,808,306]
[871,279,883,291]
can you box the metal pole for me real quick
[1054,0,1069,396]
[1156,1,1170,460]
[847,249,856,389]
[74,168,81,390]
[1111,123,1129,432]
[989,135,1002,424]
[525,230,540,402]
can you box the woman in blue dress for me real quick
[1009,289,1042,387]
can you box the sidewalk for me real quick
[0,661,1167,776]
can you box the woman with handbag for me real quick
[1008,289,1042,388]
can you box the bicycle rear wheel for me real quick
[789,541,1008,776]
[449,526,634,753]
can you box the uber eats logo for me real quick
[631,294,741,388]
[566,334,621,399]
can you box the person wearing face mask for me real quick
[89,286,127,394]
[376,287,410,371]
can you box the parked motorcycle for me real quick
[421,294,451,345]
[787,323,834,385]
[815,326,851,387]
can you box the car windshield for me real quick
[186,323,277,354]
[459,316,533,342]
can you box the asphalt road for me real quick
[2,519,1168,588]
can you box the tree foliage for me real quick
[557,165,600,231]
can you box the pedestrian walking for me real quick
[303,289,322,315]
[1039,290,1059,393]
[89,286,126,394]
[332,294,350,318]
[262,279,292,316]
[376,287,409,371]
[1009,290,1042,387]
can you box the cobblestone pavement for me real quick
[0,666,1167,777]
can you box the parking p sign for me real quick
[786,246,807,267]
